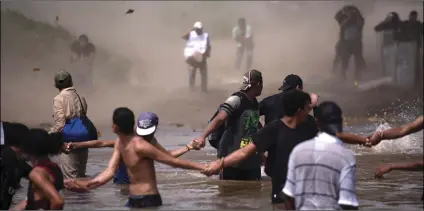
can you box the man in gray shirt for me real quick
[282,101,359,210]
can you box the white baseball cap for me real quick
[193,21,203,29]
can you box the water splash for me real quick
[348,97,423,155]
[363,96,423,154]
[371,122,423,154]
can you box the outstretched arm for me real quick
[139,141,205,171]
[87,140,121,189]
[375,161,424,178]
[372,116,423,143]
[337,132,370,146]
[70,140,115,150]
[151,137,199,158]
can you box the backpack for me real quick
[61,94,98,142]
[206,91,247,149]
[206,105,226,149]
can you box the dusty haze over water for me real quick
[1,1,423,128]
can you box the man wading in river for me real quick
[69,108,206,208]
[70,34,96,93]
[233,17,254,71]
[194,69,264,181]
[182,21,211,93]
[63,112,202,185]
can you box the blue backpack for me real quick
[61,94,98,142]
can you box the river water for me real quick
[12,117,423,210]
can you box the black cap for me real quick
[315,101,343,134]
[279,74,303,91]
[240,69,263,91]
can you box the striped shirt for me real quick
[282,132,358,210]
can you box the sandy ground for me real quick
[1,2,423,130]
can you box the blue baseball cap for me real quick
[136,112,159,136]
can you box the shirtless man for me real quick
[65,130,202,185]
[69,108,206,208]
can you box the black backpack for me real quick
[206,91,247,149]
[206,105,225,149]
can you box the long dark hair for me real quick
[22,129,63,157]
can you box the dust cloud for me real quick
[1,1,422,129]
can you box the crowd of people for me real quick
[1,67,423,210]
[1,4,423,211]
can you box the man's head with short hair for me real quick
[409,10,418,21]
[54,70,73,90]
[136,112,159,141]
[282,90,311,123]
[112,107,135,135]
[240,69,263,97]
[279,74,303,92]
[314,101,343,136]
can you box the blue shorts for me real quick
[126,194,162,208]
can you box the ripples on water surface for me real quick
[13,103,423,210]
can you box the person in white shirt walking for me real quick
[282,101,359,210]
[233,18,254,71]
[182,21,211,93]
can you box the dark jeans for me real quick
[219,166,261,181]
[187,58,207,92]
[339,39,366,81]
[126,194,162,208]
[236,45,253,71]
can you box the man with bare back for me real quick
[68,108,206,208]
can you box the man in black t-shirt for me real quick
[259,74,318,177]
[202,90,318,205]
[193,69,263,180]
[0,122,32,210]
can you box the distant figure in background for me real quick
[182,21,211,93]
[402,10,423,88]
[233,18,254,71]
[403,11,423,49]
[70,34,96,93]
[374,12,403,45]
[334,5,366,82]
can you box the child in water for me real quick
[13,129,65,210]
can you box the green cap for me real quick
[54,71,72,85]
[240,69,262,90]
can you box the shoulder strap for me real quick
[75,93,86,116]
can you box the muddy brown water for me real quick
[12,121,423,210]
